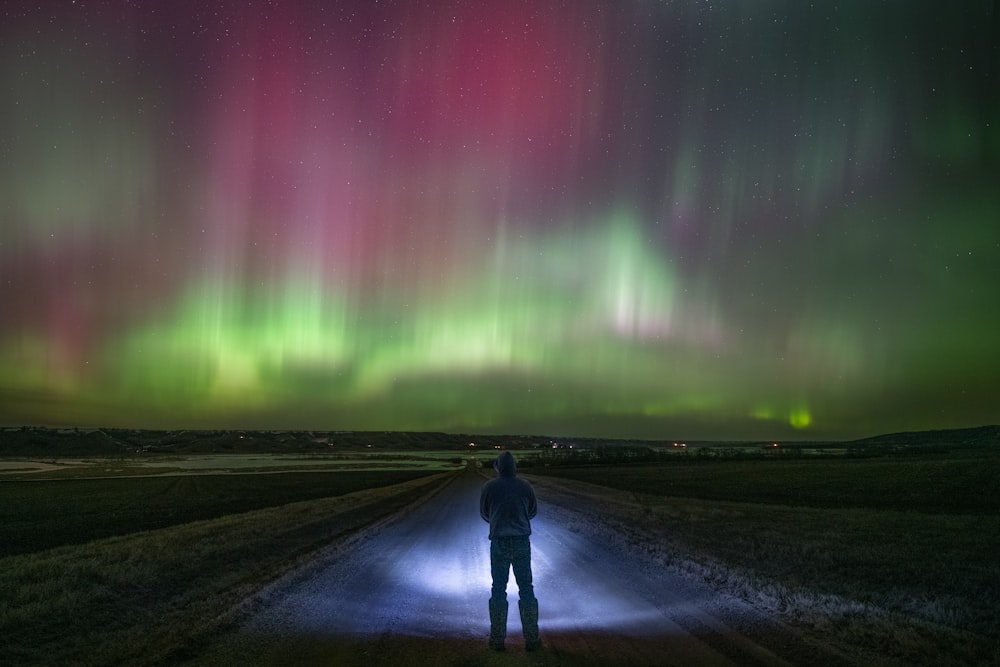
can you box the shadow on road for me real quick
[187,629,742,666]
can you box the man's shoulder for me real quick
[482,477,503,492]
[482,476,527,489]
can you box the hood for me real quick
[495,451,517,477]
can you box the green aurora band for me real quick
[1,1,998,440]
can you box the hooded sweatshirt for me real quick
[479,451,537,539]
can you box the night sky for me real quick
[2,1,998,441]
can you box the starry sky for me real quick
[1,1,998,441]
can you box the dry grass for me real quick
[1,469,441,557]
[0,472,452,666]
[529,473,1000,666]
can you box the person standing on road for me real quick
[479,450,540,652]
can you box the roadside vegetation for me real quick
[0,470,453,666]
[2,470,441,557]
[528,448,1000,666]
[522,449,1000,514]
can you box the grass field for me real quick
[0,468,455,666]
[1,469,447,558]
[527,451,1000,514]
[528,450,1000,665]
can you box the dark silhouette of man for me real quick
[479,451,540,651]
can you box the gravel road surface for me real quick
[189,468,848,666]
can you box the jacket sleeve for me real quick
[525,483,537,520]
[479,485,490,522]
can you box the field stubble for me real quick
[0,470,454,666]
[528,453,1000,666]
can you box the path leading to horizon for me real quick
[189,470,843,666]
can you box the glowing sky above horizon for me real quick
[1,1,998,440]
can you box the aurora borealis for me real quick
[1,1,998,440]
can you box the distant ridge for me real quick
[847,425,1000,448]
[1,424,998,457]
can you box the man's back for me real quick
[480,452,537,539]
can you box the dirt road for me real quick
[190,469,849,666]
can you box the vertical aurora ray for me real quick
[1,1,998,439]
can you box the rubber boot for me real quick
[519,598,541,651]
[488,598,507,651]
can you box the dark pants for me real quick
[490,535,535,603]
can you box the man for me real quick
[479,451,540,652]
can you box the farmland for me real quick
[0,462,455,665]
[1,427,997,664]
[526,446,1000,663]
[1,467,455,558]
